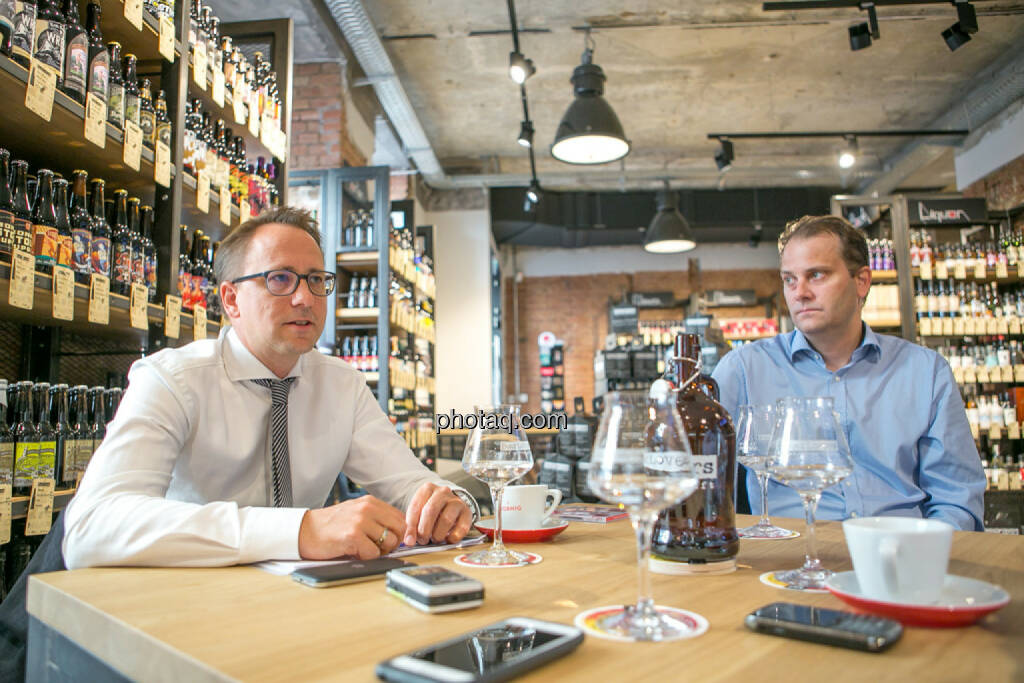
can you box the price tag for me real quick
[219,185,231,225]
[123,120,143,171]
[193,304,207,341]
[1015,365,1024,383]
[212,70,225,107]
[989,424,1002,441]
[164,294,181,339]
[935,261,949,279]
[155,140,171,187]
[159,16,175,62]
[88,273,110,324]
[954,263,967,280]
[974,262,987,280]
[196,171,210,213]
[248,92,260,136]
[969,423,980,441]
[997,262,1009,279]
[84,92,107,148]
[919,261,932,280]
[0,485,11,546]
[1011,318,1022,335]
[52,266,75,320]
[129,282,149,330]
[233,94,247,125]
[272,129,287,162]
[987,318,999,335]
[123,0,142,30]
[919,318,932,336]
[8,249,35,310]
[25,61,57,122]
[963,367,977,384]
[193,41,207,90]
[965,318,977,335]
[977,367,990,384]
[941,317,953,336]
[953,317,966,336]
[240,200,251,225]
[25,478,55,536]
[1001,365,1014,383]
[998,318,1010,335]
[1009,422,1021,440]
[952,367,964,384]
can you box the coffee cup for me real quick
[842,516,954,604]
[501,485,562,529]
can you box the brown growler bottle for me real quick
[650,333,739,574]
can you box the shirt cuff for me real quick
[452,488,480,523]
[238,506,309,563]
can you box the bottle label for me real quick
[14,440,39,486]
[643,450,691,473]
[88,50,108,100]
[0,442,14,485]
[11,216,33,253]
[33,16,65,76]
[690,454,718,480]
[90,235,110,275]
[61,440,76,483]
[140,110,155,144]
[177,264,188,299]
[74,438,94,474]
[36,439,56,478]
[72,227,92,273]
[113,242,132,284]
[64,31,87,95]
[132,251,144,283]
[0,6,14,36]
[145,253,157,293]
[56,232,73,266]
[33,223,58,262]
[124,92,140,125]
[157,120,171,147]
[11,1,36,62]
[0,209,16,253]
[107,82,124,126]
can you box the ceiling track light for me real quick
[643,181,696,254]
[848,1,879,50]
[508,51,536,84]
[838,135,858,169]
[943,1,977,51]
[517,120,535,148]
[714,138,734,172]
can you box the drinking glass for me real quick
[767,396,854,589]
[586,387,700,640]
[735,404,795,539]
[462,404,534,566]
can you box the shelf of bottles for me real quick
[864,237,901,329]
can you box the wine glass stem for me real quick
[631,512,656,619]
[800,493,822,570]
[489,485,506,554]
[757,471,771,526]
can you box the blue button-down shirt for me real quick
[712,325,985,531]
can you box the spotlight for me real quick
[848,2,879,51]
[643,181,696,254]
[524,179,542,211]
[714,138,734,172]
[508,51,535,84]
[517,121,534,148]
[956,1,979,33]
[838,136,858,169]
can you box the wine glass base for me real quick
[771,567,833,591]
[738,523,799,540]
[461,547,531,567]
[574,604,709,643]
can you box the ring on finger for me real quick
[375,528,389,549]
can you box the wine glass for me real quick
[766,396,854,590]
[462,404,534,566]
[735,404,795,539]
[586,386,700,641]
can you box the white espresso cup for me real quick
[842,516,954,604]
[501,485,563,529]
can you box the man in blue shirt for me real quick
[712,215,985,531]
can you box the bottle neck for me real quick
[90,184,105,218]
[86,4,101,36]
[70,175,88,211]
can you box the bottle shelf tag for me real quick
[1015,365,1024,383]
[212,70,225,107]
[164,294,181,338]
[987,318,999,335]
[232,94,246,125]
[196,172,210,213]
[0,485,11,546]
[25,478,55,536]
[941,317,953,336]
[193,305,207,341]
[1001,365,1014,383]
[129,282,148,330]
[123,120,143,171]
[988,424,1002,441]
[25,61,57,123]
[954,263,967,280]
[919,261,932,280]
[52,266,75,321]
[953,317,966,336]
[240,199,251,225]
[1011,318,1023,335]
[123,0,143,30]
[247,92,260,136]
[1009,422,1021,440]
[952,367,964,385]
[965,318,978,335]
[969,423,980,441]
[219,185,231,225]
[974,263,987,280]
[88,273,110,324]
[155,140,171,187]
[84,93,107,148]
[998,318,1010,335]
[935,262,949,279]
[159,16,175,62]
[8,249,35,310]
[193,42,207,90]
[977,367,990,384]
[919,318,932,336]
[997,262,1009,279]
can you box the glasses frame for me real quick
[231,269,336,297]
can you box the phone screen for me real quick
[408,624,563,675]
[755,603,852,627]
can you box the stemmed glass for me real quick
[586,387,700,641]
[767,396,854,589]
[735,404,795,539]
[462,404,534,566]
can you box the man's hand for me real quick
[298,496,407,560]
[404,483,473,546]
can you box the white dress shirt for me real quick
[63,327,463,569]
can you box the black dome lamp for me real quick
[550,31,630,165]
[643,182,696,254]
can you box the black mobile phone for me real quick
[376,617,583,683]
[291,558,414,588]
[744,602,903,653]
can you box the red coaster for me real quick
[454,551,543,568]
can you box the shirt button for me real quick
[834,375,841,382]
[849,512,858,518]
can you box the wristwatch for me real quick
[453,489,480,523]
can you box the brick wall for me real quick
[964,153,1024,230]
[290,62,367,171]
[502,268,784,414]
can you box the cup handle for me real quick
[878,537,901,597]
[542,489,563,522]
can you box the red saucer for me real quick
[825,571,1010,628]
[474,519,569,543]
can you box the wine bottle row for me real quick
[339,335,378,373]
[176,226,220,318]
[910,228,1024,271]
[341,209,375,249]
[344,275,378,309]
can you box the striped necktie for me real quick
[252,377,296,507]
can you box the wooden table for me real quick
[27,515,1024,682]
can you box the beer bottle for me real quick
[139,77,155,149]
[183,98,199,174]
[84,2,106,103]
[128,196,143,286]
[0,0,14,56]
[190,230,206,309]
[121,52,139,127]
[155,89,171,150]
[32,381,55,482]
[199,233,213,313]
[68,170,91,283]
[110,189,131,294]
[177,225,191,306]
[221,35,234,89]
[52,176,73,270]
[202,112,217,187]
[88,178,109,278]
[141,205,156,301]
[9,159,33,256]
[32,0,65,82]
[103,387,121,424]
[213,118,228,189]
[187,0,199,46]
[208,240,220,319]
[12,382,37,495]
[0,149,14,262]
[105,41,123,127]
[31,169,58,274]
[61,0,86,104]
[86,386,104,455]
[10,0,37,68]
[0,380,13,486]
[48,384,71,487]
[207,15,220,74]
[68,385,91,482]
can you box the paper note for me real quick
[123,0,142,30]
[52,266,75,320]
[88,273,110,324]
[155,140,171,187]
[193,41,207,90]
[123,120,143,171]
[25,478,55,536]
[25,61,57,122]
[8,249,35,310]
[84,93,107,148]
[197,172,210,213]
[164,294,181,339]
[159,16,175,61]
[212,70,225,107]
[219,185,231,225]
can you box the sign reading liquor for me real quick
[910,198,987,227]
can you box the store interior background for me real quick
[208,0,1024,419]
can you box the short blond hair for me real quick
[215,207,323,283]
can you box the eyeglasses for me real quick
[231,269,336,297]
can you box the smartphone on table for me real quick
[745,602,903,653]
[376,617,583,682]
[291,558,414,588]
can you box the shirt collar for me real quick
[221,326,304,382]
[787,323,882,364]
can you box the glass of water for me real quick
[462,404,534,566]
[735,404,795,539]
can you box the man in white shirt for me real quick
[62,207,476,569]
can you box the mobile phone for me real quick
[376,617,583,683]
[291,558,414,588]
[386,565,485,613]
[744,602,903,653]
